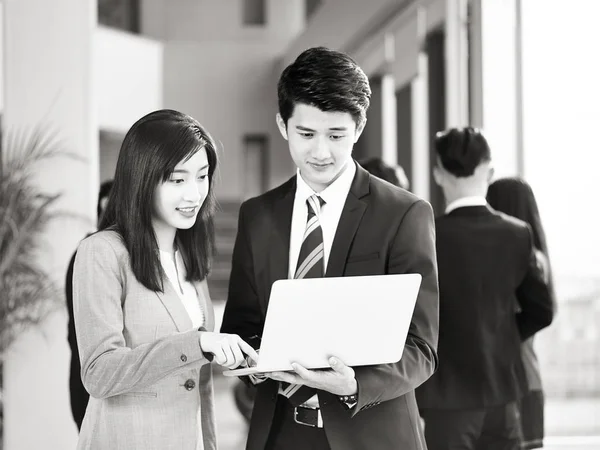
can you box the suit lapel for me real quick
[265,164,369,282]
[326,162,369,278]
[154,279,193,332]
[266,177,296,307]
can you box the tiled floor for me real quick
[211,304,600,450]
[545,437,600,450]
[212,371,600,450]
[213,368,249,450]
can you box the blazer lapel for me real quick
[326,162,369,278]
[154,280,193,332]
[266,177,296,307]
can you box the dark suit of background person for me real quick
[416,128,554,450]
[221,163,439,450]
[487,177,557,450]
[65,180,112,430]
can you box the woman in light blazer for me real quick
[487,177,557,449]
[73,109,257,450]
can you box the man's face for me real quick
[277,103,364,192]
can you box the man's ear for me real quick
[354,119,367,143]
[486,166,495,183]
[433,165,443,187]
[276,113,288,140]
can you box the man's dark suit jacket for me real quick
[416,205,554,411]
[221,162,439,450]
[66,250,89,429]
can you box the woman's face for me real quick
[152,148,210,237]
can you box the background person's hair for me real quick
[97,179,113,218]
[486,176,557,308]
[100,109,218,292]
[486,177,548,256]
[359,157,401,187]
[277,46,372,128]
[435,127,491,177]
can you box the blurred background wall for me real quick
[1,0,598,448]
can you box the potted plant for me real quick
[0,127,82,447]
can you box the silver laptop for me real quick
[223,273,422,377]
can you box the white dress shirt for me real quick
[288,161,356,278]
[159,249,207,450]
[445,196,488,215]
[285,161,356,408]
[159,249,205,330]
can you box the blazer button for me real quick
[184,379,196,391]
[180,354,188,362]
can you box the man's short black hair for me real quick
[277,46,371,128]
[434,127,491,177]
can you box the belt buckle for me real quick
[293,406,323,428]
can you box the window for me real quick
[306,0,323,21]
[99,129,124,183]
[243,0,266,26]
[98,0,140,34]
[243,135,269,199]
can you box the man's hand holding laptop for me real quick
[223,274,423,395]
[267,356,358,396]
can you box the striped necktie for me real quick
[295,194,326,279]
[280,194,326,406]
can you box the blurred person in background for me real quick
[72,109,257,450]
[66,179,113,430]
[417,127,555,450]
[487,177,557,449]
[359,156,410,190]
[233,377,255,424]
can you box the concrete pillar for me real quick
[2,0,98,448]
[356,75,383,161]
[381,75,398,167]
[445,0,469,128]
[470,0,520,177]
[410,53,431,200]
[355,74,398,166]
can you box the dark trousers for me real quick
[265,396,330,450]
[518,390,544,449]
[421,402,521,450]
[69,364,89,430]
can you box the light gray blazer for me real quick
[73,230,217,450]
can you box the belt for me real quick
[293,404,323,428]
[278,394,324,429]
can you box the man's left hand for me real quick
[267,357,357,396]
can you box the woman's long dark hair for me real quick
[487,178,547,254]
[100,109,218,292]
[487,177,556,303]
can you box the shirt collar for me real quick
[445,196,488,214]
[295,160,356,208]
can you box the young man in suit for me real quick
[416,128,555,450]
[220,46,439,450]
